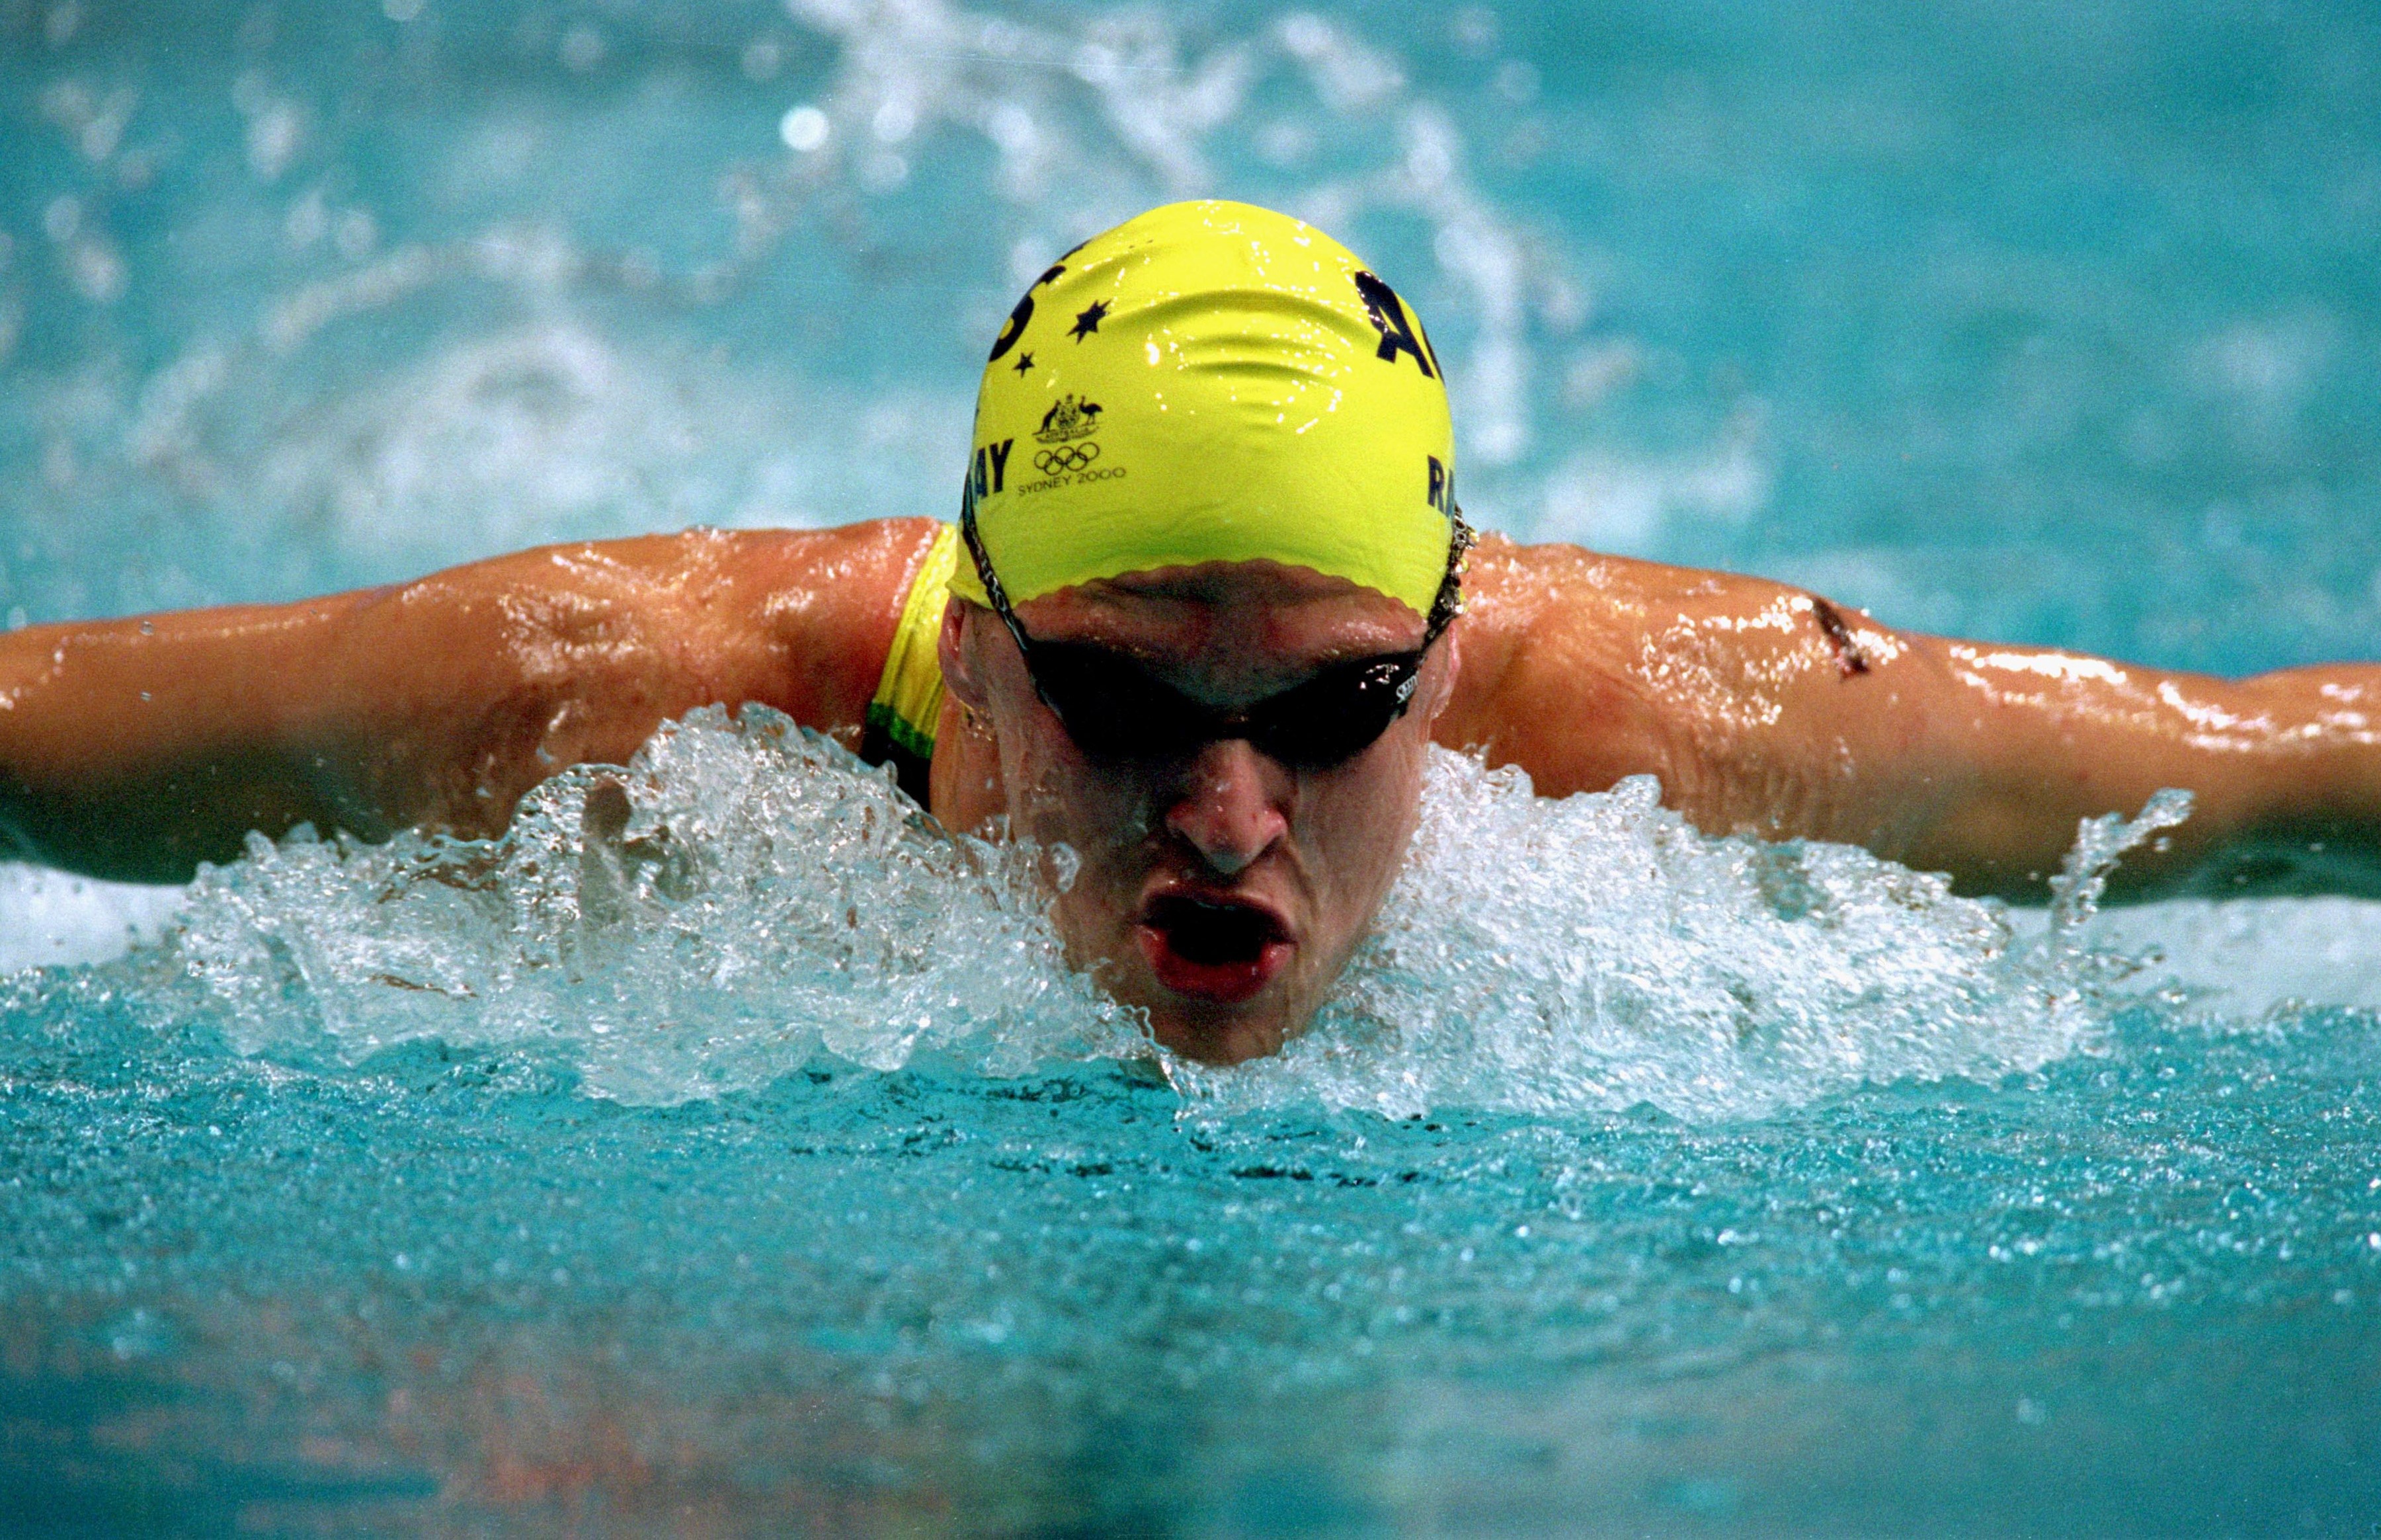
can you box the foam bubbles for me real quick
[0,864,185,971]
[152,707,2185,1119]
[1168,767,2186,1121]
[171,708,1144,1103]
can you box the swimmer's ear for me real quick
[940,598,990,709]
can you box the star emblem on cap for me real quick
[1069,300,1110,341]
[1012,350,1035,376]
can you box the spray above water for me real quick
[171,708,1145,1104]
[1172,769,2192,1121]
[149,707,2188,1120]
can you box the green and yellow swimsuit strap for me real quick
[859,522,958,806]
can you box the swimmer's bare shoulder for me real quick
[0,518,939,883]
[1449,535,2381,899]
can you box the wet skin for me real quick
[5,516,2381,1065]
[933,561,1457,1065]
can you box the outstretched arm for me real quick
[1446,538,2381,899]
[0,520,937,883]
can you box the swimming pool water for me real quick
[8,720,2380,1533]
[5,0,2381,1532]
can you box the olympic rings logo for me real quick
[1033,442,1101,475]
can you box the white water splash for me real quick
[0,864,184,973]
[170,708,1143,1104]
[149,708,2192,1119]
[1164,766,2191,1122]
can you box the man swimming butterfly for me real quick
[4,202,2378,1063]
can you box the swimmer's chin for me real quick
[1143,1000,1300,1066]
[1110,961,1309,1065]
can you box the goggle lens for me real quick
[956,500,1469,771]
[1024,644,1423,768]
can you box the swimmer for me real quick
[3,201,2378,1063]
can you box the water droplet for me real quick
[779,105,829,153]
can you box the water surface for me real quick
[5,0,2380,1531]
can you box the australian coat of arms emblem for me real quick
[1034,394,1104,444]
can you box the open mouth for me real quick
[1133,893,1294,1005]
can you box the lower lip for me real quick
[1133,924,1293,1005]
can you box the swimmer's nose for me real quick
[1163,739,1289,877]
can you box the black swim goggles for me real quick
[958,506,1474,769]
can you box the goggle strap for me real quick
[960,483,1045,676]
[1422,506,1474,649]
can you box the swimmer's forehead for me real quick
[1016,559,1428,672]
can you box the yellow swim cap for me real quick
[951,200,1459,618]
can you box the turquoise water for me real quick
[5,0,2381,1532]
